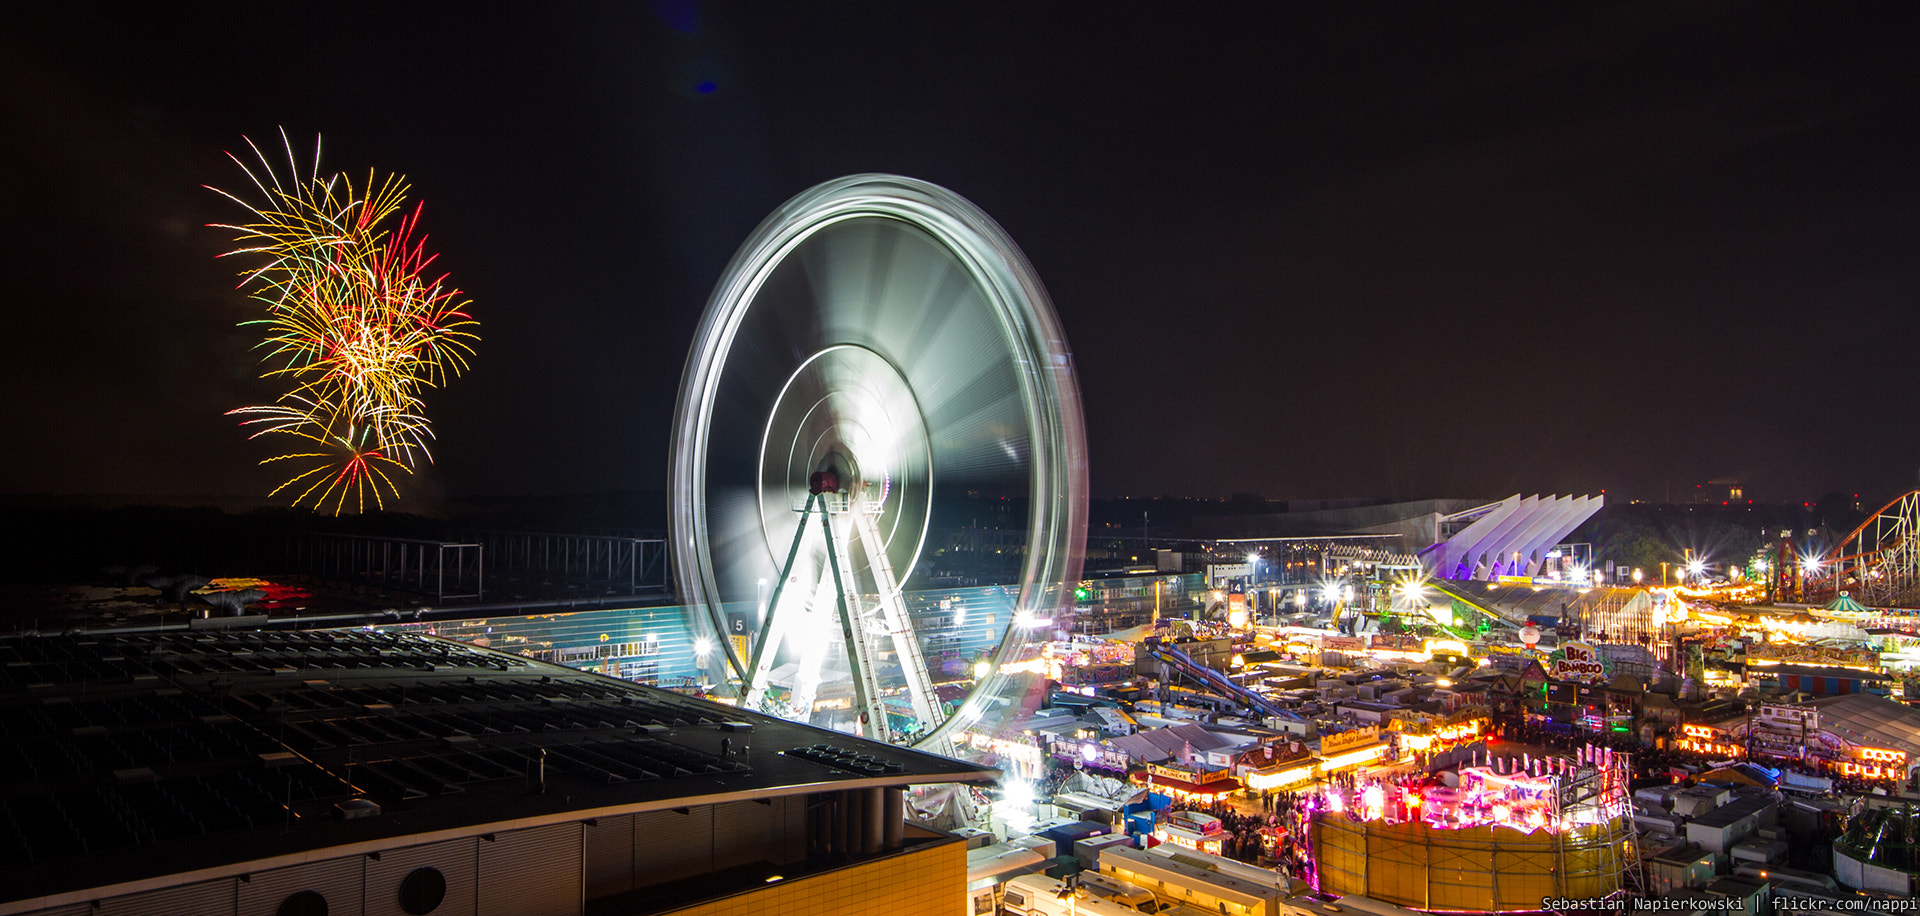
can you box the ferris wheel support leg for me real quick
[742,493,820,707]
[850,499,942,735]
[821,502,894,743]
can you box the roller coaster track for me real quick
[1786,489,1920,609]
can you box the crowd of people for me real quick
[1154,788,1321,882]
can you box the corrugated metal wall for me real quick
[365,838,480,916]
[631,807,712,886]
[477,823,582,916]
[30,905,94,916]
[240,857,366,916]
[93,879,235,916]
[710,801,770,871]
[582,816,635,901]
[26,796,819,916]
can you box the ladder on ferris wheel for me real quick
[821,504,894,743]
[850,495,943,739]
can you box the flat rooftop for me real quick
[0,629,993,907]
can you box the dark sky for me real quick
[3,2,1916,511]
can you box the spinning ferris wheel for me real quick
[669,175,1087,750]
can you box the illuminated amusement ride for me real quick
[1311,745,1637,911]
[1775,489,1920,609]
[669,175,1087,753]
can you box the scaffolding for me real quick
[464,531,668,595]
[290,533,483,601]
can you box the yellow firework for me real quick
[210,130,477,513]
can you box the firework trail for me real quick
[210,129,478,514]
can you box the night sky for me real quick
[3,2,1916,512]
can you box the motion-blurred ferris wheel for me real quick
[669,175,1087,750]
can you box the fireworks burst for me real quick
[210,130,478,514]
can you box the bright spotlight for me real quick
[693,636,714,657]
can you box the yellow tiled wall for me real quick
[661,840,966,916]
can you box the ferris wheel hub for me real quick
[759,344,930,567]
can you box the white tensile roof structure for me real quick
[1419,494,1604,581]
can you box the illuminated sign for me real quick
[1320,726,1382,755]
[1675,738,1743,758]
[1682,724,1717,739]
[1552,641,1607,683]
[1319,742,1391,773]
[1858,747,1907,764]
[1749,644,1881,669]
[1146,763,1233,784]
[1245,761,1318,791]
[1838,761,1901,780]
